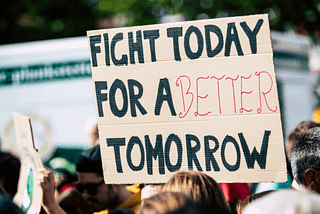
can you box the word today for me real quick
[89,19,264,66]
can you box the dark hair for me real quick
[54,169,77,192]
[286,121,320,161]
[109,209,135,214]
[0,152,21,197]
[291,127,320,185]
[75,145,103,175]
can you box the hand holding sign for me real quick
[38,167,67,214]
[38,168,55,208]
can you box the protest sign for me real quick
[13,113,43,214]
[87,14,287,183]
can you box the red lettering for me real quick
[211,75,225,114]
[255,71,277,113]
[226,75,239,113]
[195,76,211,116]
[176,75,194,118]
[175,71,277,118]
[240,75,253,113]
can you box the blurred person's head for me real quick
[136,191,204,214]
[75,145,134,212]
[286,121,320,162]
[162,171,231,214]
[109,208,135,214]
[242,189,320,214]
[0,193,24,214]
[56,189,92,214]
[49,157,77,194]
[291,127,320,193]
[236,190,274,214]
[141,184,164,200]
[0,152,21,197]
[89,123,99,146]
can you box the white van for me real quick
[0,36,96,161]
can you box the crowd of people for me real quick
[2,120,320,213]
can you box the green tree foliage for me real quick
[1,0,320,45]
[0,0,97,44]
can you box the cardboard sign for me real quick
[13,113,43,214]
[87,14,287,184]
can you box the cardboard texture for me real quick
[13,113,43,214]
[87,14,287,183]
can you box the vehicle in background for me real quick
[0,37,95,162]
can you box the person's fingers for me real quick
[38,167,48,174]
[38,168,54,180]
[38,171,45,186]
[37,167,55,190]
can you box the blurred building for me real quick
[0,37,95,162]
[271,31,319,138]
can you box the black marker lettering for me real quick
[205,25,223,57]
[167,27,183,61]
[225,22,243,57]
[111,33,128,66]
[155,78,176,116]
[103,33,110,66]
[95,81,108,117]
[186,134,203,171]
[240,19,264,54]
[184,26,204,60]
[89,35,101,67]
[109,79,128,117]
[165,134,183,172]
[221,135,241,171]
[145,135,165,175]
[128,30,144,64]
[107,138,126,173]
[126,136,145,171]
[143,29,160,62]
[238,130,270,169]
[204,135,220,171]
[128,79,147,117]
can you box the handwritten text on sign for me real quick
[87,14,286,183]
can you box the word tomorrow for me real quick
[106,130,270,175]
